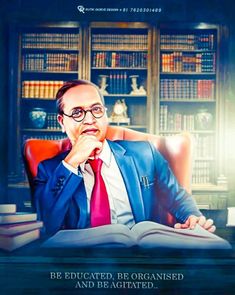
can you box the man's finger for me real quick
[188,215,199,229]
[207,225,216,233]
[202,218,214,230]
[198,215,206,226]
[174,223,183,229]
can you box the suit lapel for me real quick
[75,179,88,229]
[108,140,145,223]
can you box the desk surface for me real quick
[0,228,235,294]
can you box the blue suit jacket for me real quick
[34,140,201,234]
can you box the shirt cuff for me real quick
[62,160,78,175]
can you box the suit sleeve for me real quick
[33,160,83,234]
[149,143,202,223]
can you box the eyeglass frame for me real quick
[61,104,107,122]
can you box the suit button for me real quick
[58,176,65,183]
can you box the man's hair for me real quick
[56,79,105,114]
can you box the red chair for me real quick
[23,126,192,226]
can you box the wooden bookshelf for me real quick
[158,25,224,190]
[8,22,81,185]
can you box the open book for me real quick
[42,221,231,250]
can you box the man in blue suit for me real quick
[34,80,215,235]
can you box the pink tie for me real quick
[89,158,111,227]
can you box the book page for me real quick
[43,224,136,248]
[131,221,231,249]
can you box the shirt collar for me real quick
[80,140,111,172]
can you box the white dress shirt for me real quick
[62,140,135,228]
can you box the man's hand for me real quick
[64,135,103,168]
[174,215,216,233]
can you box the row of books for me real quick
[160,109,195,131]
[0,204,43,251]
[159,105,213,131]
[46,113,61,130]
[22,33,79,50]
[92,52,147,68]
[161,52,216,73]
[99,71,128,94]
[22,53,78,72]
[192,161,212,184]
[160,33,215,50]
[193,134,214,158]
[22,80,64,99]
[160,79,215,100]
[92,34,148,50]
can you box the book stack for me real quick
[0,204,43,251]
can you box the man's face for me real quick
[57,84,108,145]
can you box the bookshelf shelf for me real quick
[92,67,147,70]
[22,71,78,74]
[22,129,62,132]
[160,130,215,134]
[160,49,216,53]
[160,72,216,76]
[22,48,79,52]
[105,94,147,98]
[22,98,56,102]
[195,157,215,161]
[160,99,215,102]
[92,49,148,52]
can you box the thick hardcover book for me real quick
[0,221,43,235]
[0,229,40,251]
[0,204,16,214]
[0,213,37,224]
[42,221,231,250]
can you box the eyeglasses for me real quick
[62,104,107,122]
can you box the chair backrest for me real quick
[23,125,192,226]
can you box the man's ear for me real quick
[57,114,65,133]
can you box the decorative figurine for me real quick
[129,75,146,95]
[98,75,109,95]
